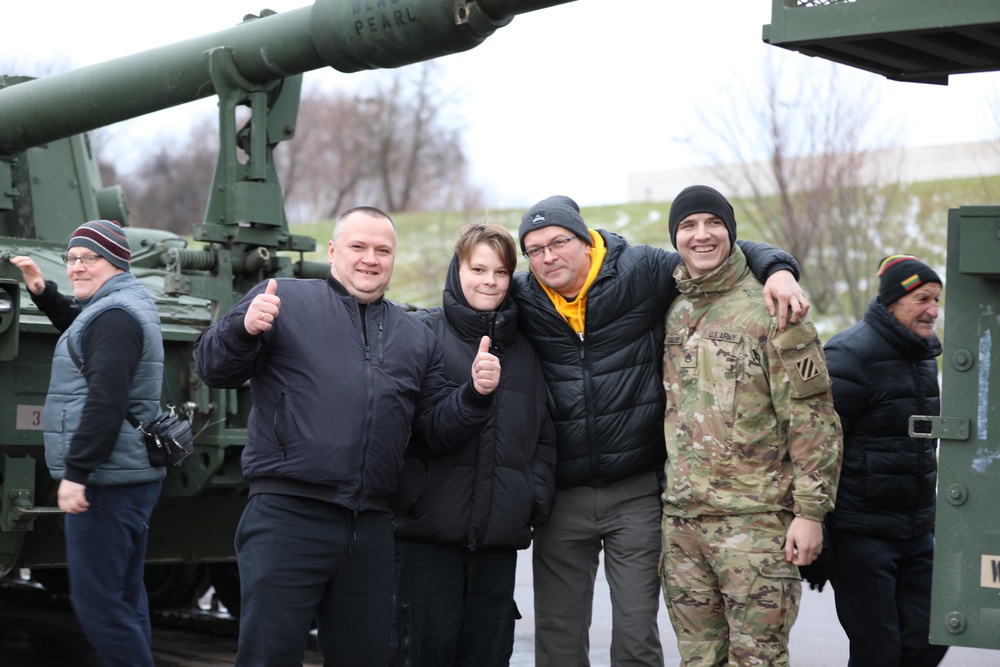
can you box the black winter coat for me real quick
[391,257,558,550]
[511,231,799,488]
[195,275,492,513]
[823,298,942,540]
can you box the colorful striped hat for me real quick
[876,255,941,306]
[67,219,131,271]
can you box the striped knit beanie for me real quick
[876,255,941,306]
[67,220,131,271]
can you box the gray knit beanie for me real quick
[518,195,592,252]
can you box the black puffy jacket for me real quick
[511,231,798,488]
[823,298,942,539]
[392,256,557,550]
[195,275,492,513]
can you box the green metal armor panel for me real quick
[763,0,1000,85]
[921,207,1000,650]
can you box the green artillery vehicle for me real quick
[765,0,1000,652]
[0,0,573,613]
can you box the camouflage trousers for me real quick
[659,512,801,667]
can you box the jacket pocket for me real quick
[700,335,744,444]
[272,391,287,454]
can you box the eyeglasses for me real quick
[61,254,102,267]
[523,236,576,260]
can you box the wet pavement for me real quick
[510,548,999,666]
[2,548,996,665]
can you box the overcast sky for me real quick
[4,0,999,209]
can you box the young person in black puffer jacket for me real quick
[391,222,557,667]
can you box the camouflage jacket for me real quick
[661,246,842,521]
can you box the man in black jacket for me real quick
[195,206,502,667]
[823,255,948,667]
[511,195,808,666]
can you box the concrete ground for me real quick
[509,547,998,666]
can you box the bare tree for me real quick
[363,63,479,213]
[983,87,1000,201]
[699,57,912,325]
[275,63,481,220]
[277,88,374,222]
[122,118,217,235]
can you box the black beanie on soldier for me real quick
[667,185,737,248]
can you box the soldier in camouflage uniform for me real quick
[659,185,843,667]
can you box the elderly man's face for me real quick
[888,283,942,339]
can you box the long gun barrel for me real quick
[0,0,574,154]
[0,0,585,591]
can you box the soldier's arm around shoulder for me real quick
[738,240,801,282]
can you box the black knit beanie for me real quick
[667,185,737,249]
[876,255,942,306]
[518,195,592,252]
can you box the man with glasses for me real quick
[9,219,165,667]
[512,195,809,666]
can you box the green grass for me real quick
[288,175,1000,320]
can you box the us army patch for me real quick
[706,329,742,343]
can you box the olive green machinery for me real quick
[0,0,574,609]
[765,0,1000,652]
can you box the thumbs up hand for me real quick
[471,336,501,396]
[244,279,281,335]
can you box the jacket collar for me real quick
[76,271,136,308]
[674,245,749,298]
[864,297,942,360]
[325,272,386,305]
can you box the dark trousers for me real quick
[394,540,518,667]
[234,494,394,667]
[64,481,161,667]
[828,529,949,667]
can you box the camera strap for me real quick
[66,337,176,435]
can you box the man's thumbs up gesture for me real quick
[244,279,281,335]
[471,336,501,396]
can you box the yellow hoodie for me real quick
[535,229,607,341]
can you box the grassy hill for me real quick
[288,176,1000,325]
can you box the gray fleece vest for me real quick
[43,272,166,485]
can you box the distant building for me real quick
[627,141,1000,203]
